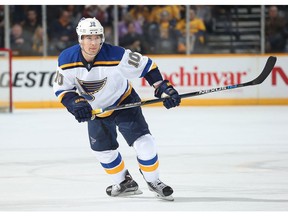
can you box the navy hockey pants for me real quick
[88,88,151,151]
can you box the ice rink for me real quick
[0,106,288,213]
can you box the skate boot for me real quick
[146,179,174,201]
[106,170,143,197]
[140,169,174,201]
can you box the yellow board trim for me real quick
[104,161,125,175]
[13,98,288,109]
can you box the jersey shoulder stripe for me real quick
[58,43,125,70]
[60,62,85,70]
[94,43,125,66]
[58,44,83,70]
[93,61,120,67]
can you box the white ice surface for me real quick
[0,106,288,212]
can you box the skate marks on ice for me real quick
[1,107,288,211]
[236,159,288,173]
[1,193,288,211]
[110,193,288,204]
[170,196,288,203]
[118,192,174,201]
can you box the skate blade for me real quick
[117,189,143,197]
[155,193,174,201]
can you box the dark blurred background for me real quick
[1,5,288,56]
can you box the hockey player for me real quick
[53,17,181,201]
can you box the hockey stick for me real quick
[92,56,277,115]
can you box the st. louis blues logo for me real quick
[76,77,107,101]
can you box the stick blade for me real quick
[252,56,277,85]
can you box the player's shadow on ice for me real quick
[121,195,288,203]
[173,197,288,203]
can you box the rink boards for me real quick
[2,54,288,108]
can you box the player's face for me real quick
[81,35,102,55]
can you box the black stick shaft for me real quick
[92,56,276,114]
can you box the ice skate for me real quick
[106,170,143,197]
[140,169,174,201]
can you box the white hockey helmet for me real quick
[76,17,105,44]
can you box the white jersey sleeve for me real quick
[53,65,78,100]
[119,49,157,79]
[53,44,159,117]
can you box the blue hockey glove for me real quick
[154,80,181,109]
[62,93,92,123]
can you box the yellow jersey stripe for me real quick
[60,62,84,69]
[58,90,77,102]
[96,83,133,118]
[150,62,157,71]
[93,61,120,65]
[60,61,120,70]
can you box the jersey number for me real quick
[54,70,64,86]
[128,52,141,68]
